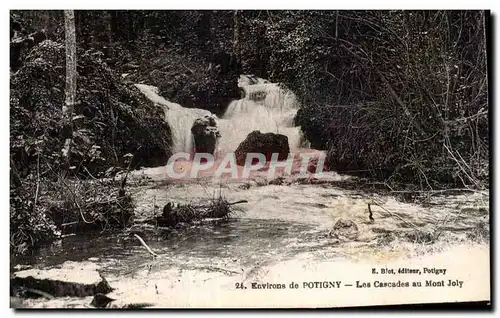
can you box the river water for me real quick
[11,76,490,308]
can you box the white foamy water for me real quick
[135,84,211,153]
[217,75,306,155]
[136,75,307,158]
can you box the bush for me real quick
[320,11,489,188]
[10,40,173,179]
[237,10,488,188]
[10,39,172,252]
[10,168,135,254]
[10,180,60,255]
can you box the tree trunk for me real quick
[62,10,77,164]
[231,10,239,67]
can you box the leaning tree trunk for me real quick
[62,10,77,164]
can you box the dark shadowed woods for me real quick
[10,10,489,252]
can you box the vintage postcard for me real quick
[9,9,490,309]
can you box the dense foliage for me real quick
[11,40,172,177]
[10,13,173,252]
[236,11,489,188]
[10,10,489,252]
[62,9,487,188]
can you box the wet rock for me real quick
[11,261,113,298]
[235,130,290,166]
[460,206,489,216]
[90,293,116,308]
[238,183,251,190]
[330,218,359,241]
[238,74,260,86]
[122,62,140,71]
[191,115,221,155]
[404,230,437,244]
[268,177,285,185]
[295,104,335,150]
[306,154,329,174]
[13,264,32,271]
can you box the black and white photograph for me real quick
[8,8,491,309]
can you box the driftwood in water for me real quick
[154,198,247,227]
[133,234,158,258]
[227,200,248,206]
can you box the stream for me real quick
[11,76,490,308]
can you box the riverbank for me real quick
[11,166,489,308]
[13,242,489,308]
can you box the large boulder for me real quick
[191,115,221,155]
[329,218,359,241]
[11,261,113,298]
[235,131,290,166]
[294,104,336,150]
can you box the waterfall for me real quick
[136,75,307,157]
[217,75,306,155]
[135,84,211,153]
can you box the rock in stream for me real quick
[11,261,113,298]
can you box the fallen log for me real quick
[154,197,246,227]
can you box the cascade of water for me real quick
[135,84,211,153]
[216,75,305,155]
[136,75,307,158]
